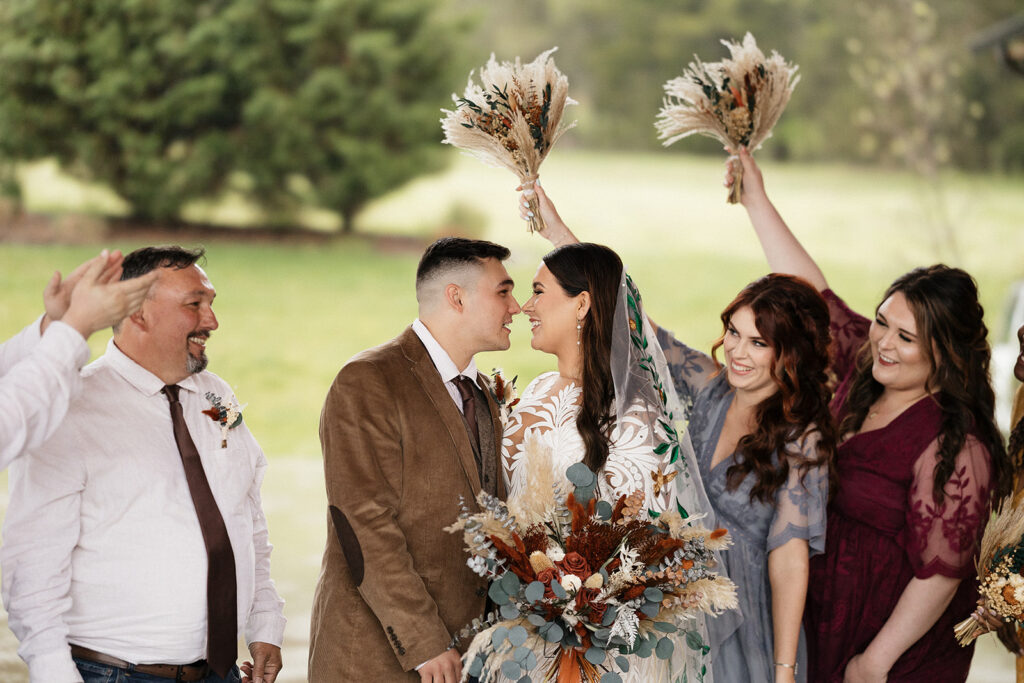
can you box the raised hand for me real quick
[724,146,768,208]
[51,251,159,339]
[515,180,578,247]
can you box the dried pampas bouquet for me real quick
[953,495,1024,645]
[656,33,798,204]
[441,48,575,233]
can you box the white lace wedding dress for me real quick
[502,371,676,514]
[500,371,705,683]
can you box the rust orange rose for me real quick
[589,601,609,624]
[575,586,600,610]
[536,568,558,599]
[557,552,590,578]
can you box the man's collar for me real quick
[104,339,200,396]
[411,319,479,386]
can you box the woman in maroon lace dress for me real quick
[726,148,1012,682]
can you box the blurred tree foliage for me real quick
[457,0,1024,170]
[0,0,468,228]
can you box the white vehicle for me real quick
[992,280,1024,434]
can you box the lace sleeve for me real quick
[820,289,871,382]
[654,326,717,414]
[906,434,992,579]
[767,431,829,556]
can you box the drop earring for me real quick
[576,319,582,345]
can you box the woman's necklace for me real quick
[867,391,930,421]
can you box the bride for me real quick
[499,235,718,681]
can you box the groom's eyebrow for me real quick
[499,278,514,289]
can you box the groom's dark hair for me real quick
[415,237,510,300]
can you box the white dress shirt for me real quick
[2,340,286,682]
[411,319,480,413]
[0,317,89,470]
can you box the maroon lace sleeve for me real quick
[906,435,992,579]
[821,289,871,382]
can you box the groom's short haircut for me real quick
[415,237,511,308]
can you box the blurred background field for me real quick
[1,149,1023,681]
[1,0,1023,679]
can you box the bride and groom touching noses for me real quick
[308,222,635,681]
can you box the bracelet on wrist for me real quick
[775,661,798,676]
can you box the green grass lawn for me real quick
[1,149,1022,680]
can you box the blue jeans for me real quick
[75,657,241,683]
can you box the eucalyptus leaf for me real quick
[653,621,677,633]
[656,636,675,660]
[643,587,664,603]
[468,655,484,678]
[526,614,547,627]
[488,580,509,606]
[500,660,521,680]
[566,462,597,487]
[601,605,618,626]
[500,572,521,595]
[601,674,623,683]
[513,645,532,663]
[596,500,613,520]
[640,600,660,618]
[615,655,630,672]
[524,650,538,670]
[551,580,567,600]
[501,602,521,620]
[685,630,705,651]
[491,626,509,650]
[539,622,563,643]
[584,647,605,666]
[525,581,546,603]
[508,625,529,647]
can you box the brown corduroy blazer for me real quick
[307,326,505,682]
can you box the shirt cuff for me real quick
[245,611,287,648]
[40,321,90,371]
[27,648,84,683]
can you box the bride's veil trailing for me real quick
[610,271,713,524]
[610,270,720,683]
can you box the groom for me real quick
[308,237,520,682]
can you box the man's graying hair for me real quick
[120,246,206,281]
[415,237,510,305]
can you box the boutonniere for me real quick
[202,392,245,448]
[490,368,519,429]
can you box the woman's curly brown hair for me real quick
[710,274,838,505]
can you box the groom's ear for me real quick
[444,283,464,312]
[576,291,591,320]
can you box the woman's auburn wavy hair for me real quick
[542,242,623,473]
[710,274,838,505]
[840,265,1011,503]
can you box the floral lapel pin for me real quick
[489,368,520,429]
[202,392,245,448]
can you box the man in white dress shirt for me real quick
[0,249,157,469]
[2,246,286,683]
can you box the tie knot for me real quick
[162,385,181,402]
[453,376,475,402]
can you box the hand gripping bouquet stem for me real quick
[656,33,798,204]
[441,48,576,234]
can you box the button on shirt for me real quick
[1,340,286,683]
[411,319,481,412]
[0,317,89,470]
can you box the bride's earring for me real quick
[576,319,582,346]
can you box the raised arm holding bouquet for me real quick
[656,33,798,204]
[441,48,575,234]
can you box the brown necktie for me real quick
[162,385,237,678]
[453,376,480,452]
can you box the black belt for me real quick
[70,645,213,682]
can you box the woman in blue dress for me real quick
[520,182,835,683]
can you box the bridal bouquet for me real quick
[440,48,576,234]
[954,495,1024,645]
[447,452,736,683]
[655,33,799,204]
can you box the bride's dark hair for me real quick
[710,274,837,504]
[543,243,622,472]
